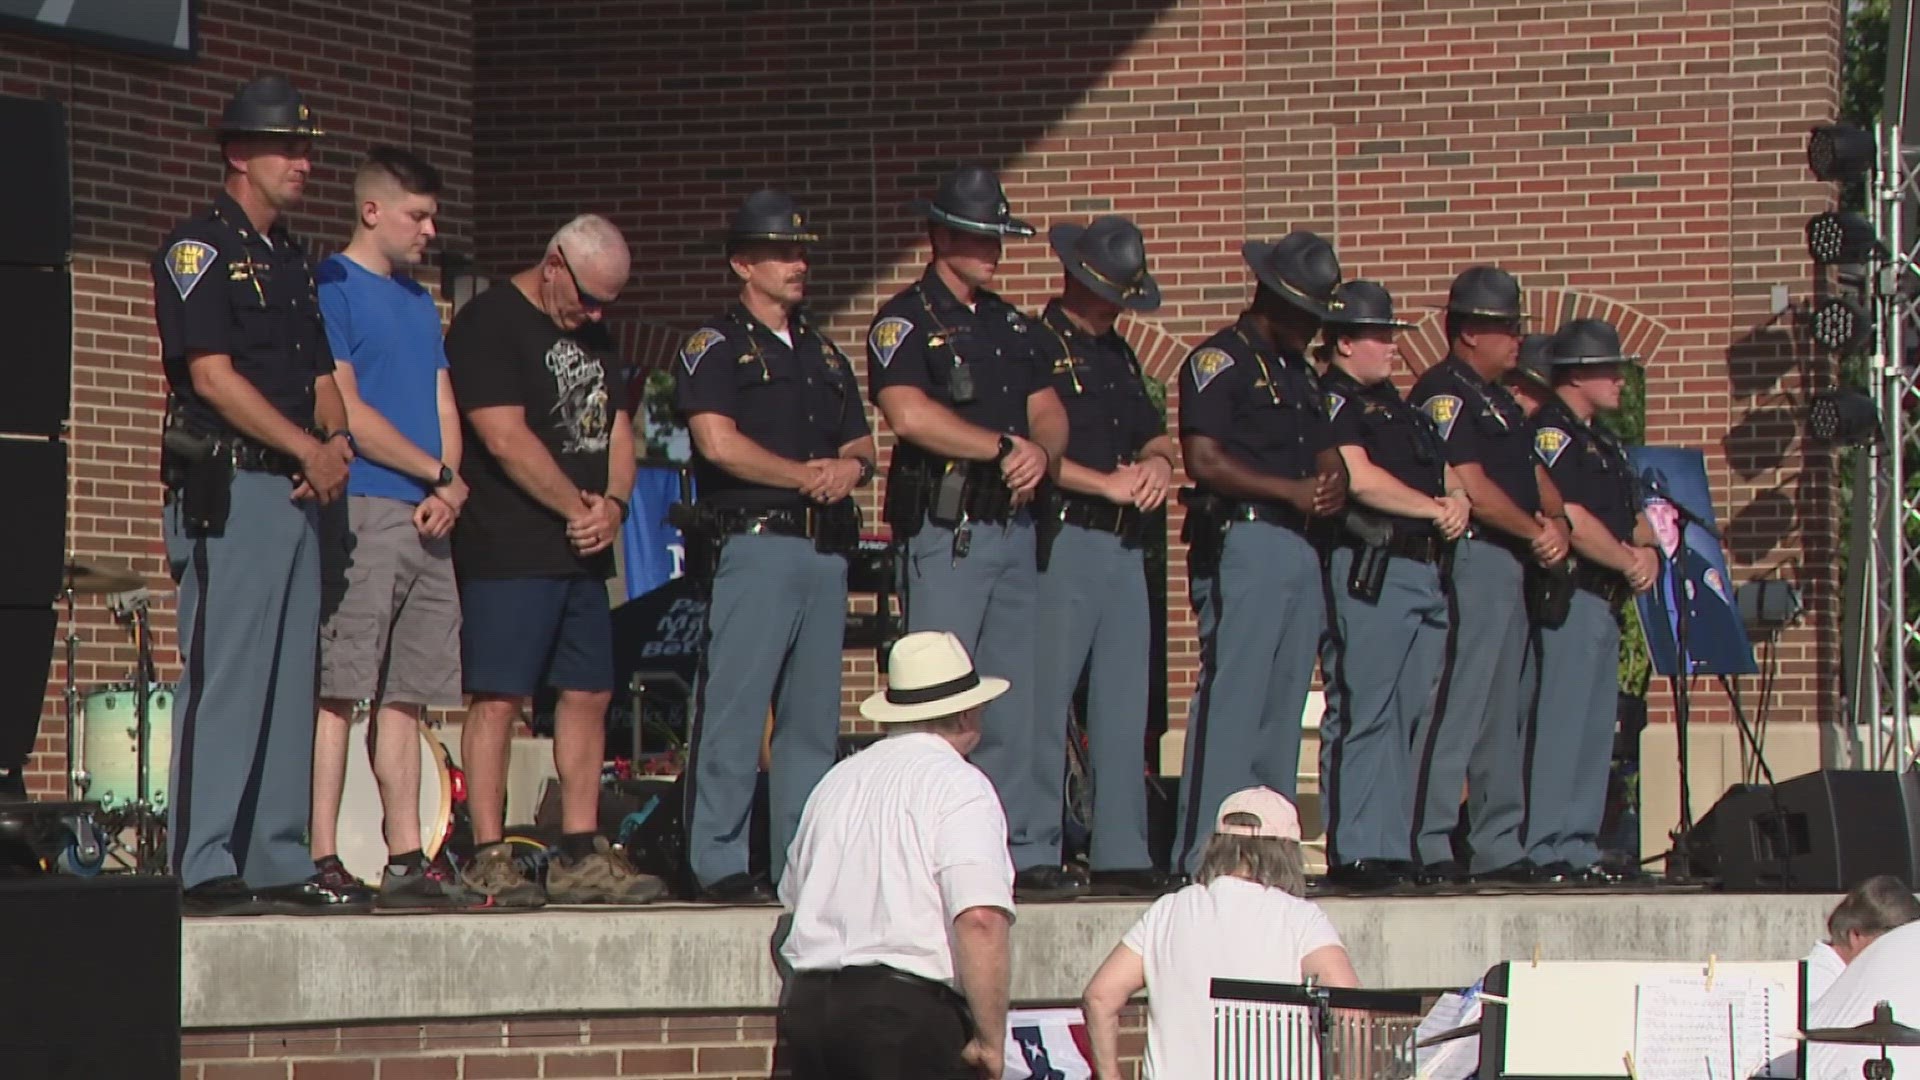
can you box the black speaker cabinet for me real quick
[0,95,71,267]
[0,265,72,435]
[1689,769,1920,892]
[0,606,55,772]
[0,436,65,607]
[0,874,180,1078]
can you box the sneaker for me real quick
[546,837,667,905]
[377,854,486,911]
[459,842,547,909]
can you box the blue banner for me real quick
[622,465,692,601]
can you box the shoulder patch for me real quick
[868,316,915,369]
[1534,426,1570,468]
[1188,348,1235,393]
[1423,394,1463,441]
[679,327,727,375]
[165,239,218,301]
[1326,392,1347,420]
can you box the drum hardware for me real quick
[1800,1002,1917,1080]
[105,585,166,874]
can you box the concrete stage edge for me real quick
[182,891,1834,1030]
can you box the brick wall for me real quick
[472,0,1846,732]
[2,2,473,798]
[180,1008,1148,1079]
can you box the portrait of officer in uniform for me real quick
[1406,266,1570,887]
[866,164,1069,890]
[1313,281,1469,893]
[1638,463,1753,678]
[675,191,876,902]
[1171,230,1348,877]
[1513,318,1658,885]
[151,75,357,915]
[1029,215,1180,899]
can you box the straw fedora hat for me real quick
[859,631,1010,724]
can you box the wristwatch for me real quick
[325,429,356,454]
[995,435,1017,462]
[432,463,455,488]
[855,457,877,487]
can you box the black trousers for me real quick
[780,965,977,1080]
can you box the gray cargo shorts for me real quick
[319,495,463,708]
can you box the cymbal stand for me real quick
[62,584,86,803]
[110,589,163,873]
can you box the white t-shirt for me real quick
[1805,921,1920,1080]
[779,732,1015,985]
[1801,940,1846,1007]
[1120,876,1345,1080]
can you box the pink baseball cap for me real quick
[1215,787,1302,841]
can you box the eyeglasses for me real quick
[556,246,612,311]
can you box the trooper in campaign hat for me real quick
[675,187,874,902]
[1168,227,1349,877]
[150,72,357,914]
[1404,264,1572,890]
[1505,332,1557,412]
[910,164,1037,237]
[1518,315,1657,887]
[1025,215,1179,900]
[1312,279,1467,893]
[215,74,325,140]
[865,163,1068,891]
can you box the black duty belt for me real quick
[226,440,302,475]
[1571,561,1631,605]
[1059,495,1147,541]
[1382,530,1445,564]
[717,504,850,540]
[1236,499,1310,535]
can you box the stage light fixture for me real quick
[1806,211,1885,265]
[1808,387,1883,446]
[1808,123,1876,183]
[1808,294,1873,353]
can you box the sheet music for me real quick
[1631,976,1775,1080]
[1414,990,1482,1080]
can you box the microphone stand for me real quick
[1644,476,1719,883]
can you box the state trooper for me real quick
[1508,319,1657,885]
[676,191,876,902]
[1313,281,1470,893]
[866,165,1071,897]
[152,75,360,915]
[1406,267,1571,887]
[1172,230,1348,876]
[1028,216,1181,897]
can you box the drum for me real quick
[336,718,455,887]
[80,682,174,812]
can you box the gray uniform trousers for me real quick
[903,514,1041,867]
[1521,588,1620,869]
[1408,535,1533,872]
[1317,546,1449,866]
[163,470,321,890]
[688,532,848,887]
[1174,519,1324,875]
[1031,523,1152,872]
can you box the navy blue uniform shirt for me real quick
[1408,355,1541,518]
[152,190,334,435]
[1322,363,1446,532]
[1177,315,1330,484]
[1532,397,1637,542]
[675,304,870,510]
[1030,300,1162,473]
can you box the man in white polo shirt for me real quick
[778,631,1016,1080]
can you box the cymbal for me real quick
[1801,1003,1920,1047]
[62,559,143,595]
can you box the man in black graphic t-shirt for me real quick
[445,213,663,908]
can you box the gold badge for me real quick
[1535,426,1570,468]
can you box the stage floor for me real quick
[180,889,1835,1030]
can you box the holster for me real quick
[883,459,935,540]
[666,501,724,585]
[1178,486,1228,577]
[162,423,232,537]
[1341,508,1394,602]
[1525,561,1575,629]
[811,501,862,557]
[1034,487,1063,572]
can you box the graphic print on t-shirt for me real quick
[545,336,611,454]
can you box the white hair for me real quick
[545,213,631,275]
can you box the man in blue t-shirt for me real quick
[310,147,476,910]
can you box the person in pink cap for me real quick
[1079,786,1358,1080]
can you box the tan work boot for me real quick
[459,842,546,909]
[546,837,667,905]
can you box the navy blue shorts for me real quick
[459,575,615,696]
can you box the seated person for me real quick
[1803,874,1920,1005]
[1080,787,1357,1080]
[1806,911,1920,1080]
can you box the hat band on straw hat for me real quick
[885,671,981,706]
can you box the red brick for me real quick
[459,1054,541,1079]
[504,1017,582,1048]
[588,1017,665,1045]
[183,1032,253,1061]
[289,1063,375,1080]
[619,1048,696,1075]
[370,1057,459,1080]
[201,1066,286,1080]
[541,1051,620,1077]
[694,1045,768,1073]
[338,1024,423,1057]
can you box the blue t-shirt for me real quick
[315,254,447,503]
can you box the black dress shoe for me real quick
[1468,860,1537,886]
[1527,861,1579,885]
[257,878,376,914]
[1571,862,1646,886]
[1413,860,1469,888]
[182,875,263,917]
[1325,860,1413,893]
[699,872,777,904]
[1014,864,1091,901]
[1087,868,1185,897]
